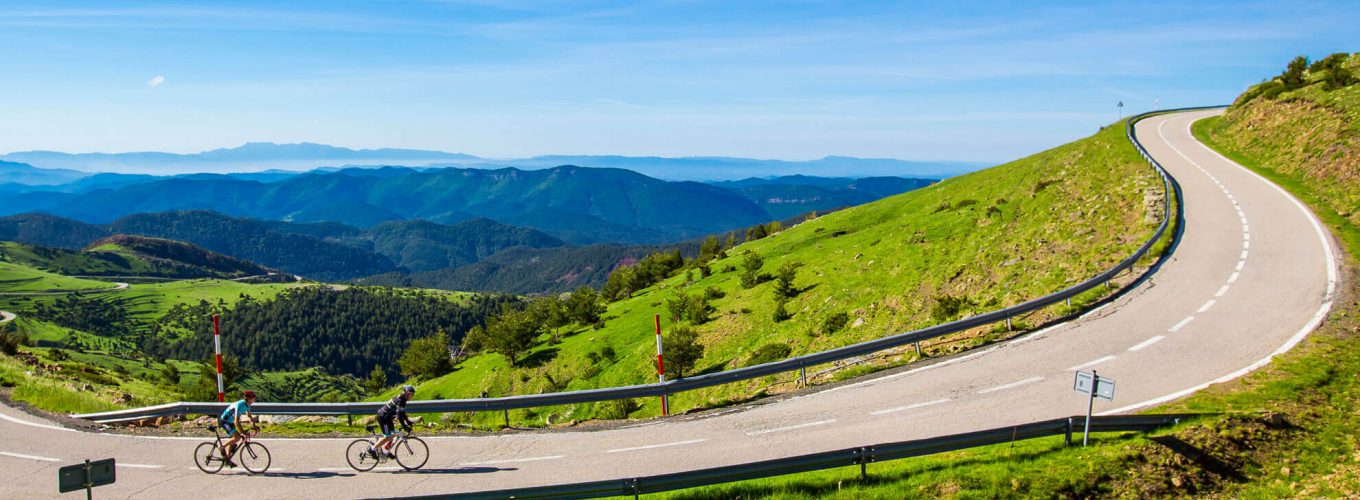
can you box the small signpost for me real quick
[58,458,115,499]
[1073,370,1115,446]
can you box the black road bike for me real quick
[346,424,429,471]
[194,424,272,474]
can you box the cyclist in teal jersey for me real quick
[219,390,258,467]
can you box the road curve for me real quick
[0,110,1339,498]
[0,310,14,324]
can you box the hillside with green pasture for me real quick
[0,259,119,293]
[412,119,1166,426]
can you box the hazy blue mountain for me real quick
[0,142,477,174]
[0,165,775,244]
[350,218,566,272]
[439,155,983,181]
[0,160,90,186]
[710,175,937,219]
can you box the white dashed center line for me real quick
[1214,285,1230,297]
[0,451,60,462]
[1067,355,1116,371]
[977,376,1043,394]
[607,439,707,454]
[870,398,950,416]
[118,463,164,469]
[1168,316,1195,333]
[1128,335,1166,352]
[1196,300,1216,313]
[746,419,836,436]
[461,455,565,466]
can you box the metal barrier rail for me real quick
[392,413,1202,499]
[74,107,1218,424]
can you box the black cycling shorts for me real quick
[377,414,396,436]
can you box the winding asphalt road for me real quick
[0,110,1339,498]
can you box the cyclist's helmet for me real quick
[243,390,256,399]
[401,385,416,395]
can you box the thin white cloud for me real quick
[148,75,165,88]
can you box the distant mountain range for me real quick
[0,142,984,180]
[0,164,934,244]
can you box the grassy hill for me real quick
[673,53,1360,498]
[0,259,116,293]
[1,236,277,280]
[412,119,1164,426]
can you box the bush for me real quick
[740,251,767,289]
[398,330,454,379]
[703,286,725,300]
[772,299,792,322]
[0,324,30,356]
[160,363,181,385]
[1281,55,1308,90]
[746,343,793,366]
[596,398,640,420]
[930,294,974,323]
[773,261,802,299]
[662,325,704,379]
[821,312,850,334]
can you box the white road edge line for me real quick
[461,455,565,466]
[0,451,60,462]
[0,411,78,433]
[869,398,950,416]
[1104,112,1339,415]
[1168,316,1195,332]
[607,439,707,454]
[977,376,1043,394]
[1067,355,1116,371]
[745,419,836,436]
[1128,335,1166,352]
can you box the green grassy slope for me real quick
[415,120,1163,426]
[0,259,117,293]
[659,54,1360,499]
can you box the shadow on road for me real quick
[385,466,516,475]
[252,471,357,479]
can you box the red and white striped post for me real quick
[654,314,669,416]
[213,314,225,402]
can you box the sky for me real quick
[0,1,1356,164]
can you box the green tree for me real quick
[698,235,722,263]
[1281,55,1308,90]
[398,329,454,380]
[662,325,704,379]
[772,299,792,322]
[363,364,388,395]
[481,307,543,366]
[564,286,605,325]
[773,261,802,299]
[160,363,181,385]
[740,251,765,288]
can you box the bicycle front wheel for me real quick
[193,442,224,474]
[239,442,272,474]
[395,436,429,470]
[346,439,379,472]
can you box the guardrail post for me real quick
[1064,418,1073,447]
[1066,297,1071,307]
[626,477,640,499]
[503,408,510,429]
[1006,317,1013,331]
[799,366,807,387]
[914,341,923,358]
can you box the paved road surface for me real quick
[0,310,14,324]
[0,110,1338,498]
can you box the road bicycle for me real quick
[193,424,272,474]
[346,424,429,471]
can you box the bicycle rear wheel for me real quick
[239,442,272,474]
[346,439,379,472]
[193,442,224,474]
[395,436,429,470]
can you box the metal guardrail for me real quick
[74,107,1213,424]
[391,413,1201,499]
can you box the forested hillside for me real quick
[0,237,274,279]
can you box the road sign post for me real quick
[58,458,115,499]
[1073,370,1115,446]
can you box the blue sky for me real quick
[0,1,1355,163]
